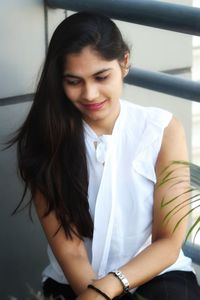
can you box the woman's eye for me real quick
[64,78,81,86]
[96,75,108,81]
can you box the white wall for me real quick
[0,0,45,98]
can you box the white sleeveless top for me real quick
[42,100,193,285]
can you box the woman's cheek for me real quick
[63,87,74,100]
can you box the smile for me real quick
[81,99,108,111]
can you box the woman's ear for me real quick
[121,52,130,77]
[124,52,130,67]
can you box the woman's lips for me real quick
[81,99,107,111]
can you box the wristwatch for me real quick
[109,270,130,293]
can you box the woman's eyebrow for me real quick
[63,68,112,79]
[93,68,112,76]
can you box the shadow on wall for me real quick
[0,102,48,300]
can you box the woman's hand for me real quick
[75,274,123,300]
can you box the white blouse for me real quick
[42,100,193,285]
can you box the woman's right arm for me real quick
[34,192,96,296]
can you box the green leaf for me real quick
[185,216,200,241]
[160,160,200,241]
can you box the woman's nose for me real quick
[82,83,99,101]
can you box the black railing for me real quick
[0,94,33,106]
[127,68,200,101]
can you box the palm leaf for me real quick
[162,198,200,226]
[157,160,200,241]
[185,217,200,241]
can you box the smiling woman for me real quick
[7,11,200,300]
[62,46,127,134]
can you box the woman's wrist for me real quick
[108,270,129,294]
[88,284,111,300]
[93,273,124,299]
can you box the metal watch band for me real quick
[109,270,129,293]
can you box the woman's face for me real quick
[62,46,127,133]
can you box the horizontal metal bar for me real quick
[0,94,33,106]
[162,67,191,76]
[125,67,200,102]
[183,242,200,265]
[46,0,200,36]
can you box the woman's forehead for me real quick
[63,46,119,76]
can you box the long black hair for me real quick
[9,11,130,239]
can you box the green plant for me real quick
[157,160,200,241]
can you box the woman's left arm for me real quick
[76,116,190,300]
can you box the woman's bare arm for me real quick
[34,193,96,295]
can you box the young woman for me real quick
[11,11,200,300]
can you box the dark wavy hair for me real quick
[8,11,130,239]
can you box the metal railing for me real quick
[183,242,200,265]
[45,0,200,265]
[127,68,200,101]
[0,94,33,106]
[47,0,200,35]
